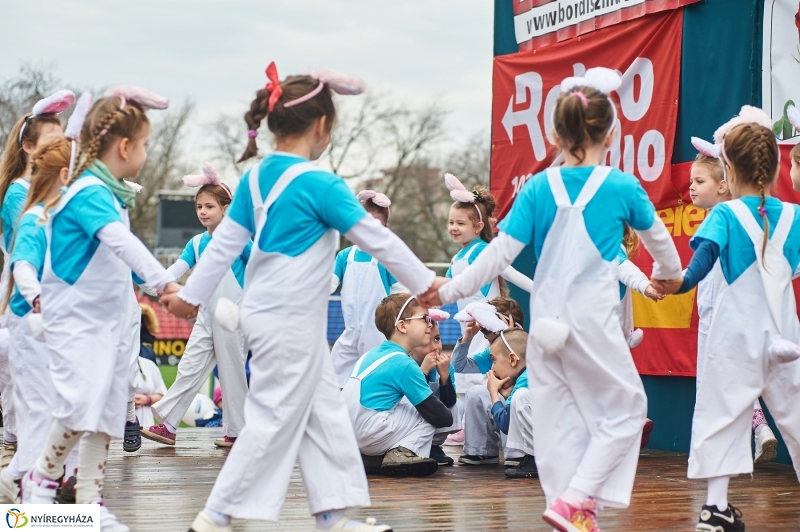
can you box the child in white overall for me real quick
[0,135,74,502]
[655,110,800,532]
[424,68,682,532]
[331,190,406,387]
[689,137,778,465]
[161,63,435,532]
[20,87,178,532]
[408,310,461,466]
[0,90,72,456]
[344,294,453,478]
[142,162,249,449]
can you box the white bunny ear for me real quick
[429,308,450,322]
[65,92,93,140]
[32,90,75,116]
[444,173,467,192]
[453,309,474,323]
[787,105,800,131]
[560,76,587,92]
[357,190,391,208]
[303,68,366,95]
[714,105,775,144]
[104,85,169,110]
[124,180,143,193]
[583,67,622,94]
[464,302,506,333]
[691,137,721,158]
[357,190,375,202]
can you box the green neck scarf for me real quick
[86,160,136,210]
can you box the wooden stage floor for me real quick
[103,428,800,531]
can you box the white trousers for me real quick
[463,385,522,459]
[152,309,247,438]
[8,314,55,472]
[507,388,534,456]
[0,328,15,440]
[354,398,435,458]
[432,400,464,446]
[204,310,370,521]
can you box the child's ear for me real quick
[718,179,729,196]
[118,138,130,161]
[509,353,518,367]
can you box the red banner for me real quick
[513,0,698,51]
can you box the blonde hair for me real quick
[140,303,160,334]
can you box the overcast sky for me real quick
[1,1,495,168]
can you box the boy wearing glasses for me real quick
[342,293,454,477]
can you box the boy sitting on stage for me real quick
[343,294,453,477]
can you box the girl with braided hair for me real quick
[655,107,800,532]
[20,87,179,532]
[161,62,437,532]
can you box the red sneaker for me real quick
[141,424,176,445]
[543,496,602,532]
[214,436,236,448]
[641,418,654,449]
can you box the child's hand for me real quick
[32,296,41,314]
[134,393,149,407]
[420,352,438,376]
[486,370,510,396]
[463,322,481,343]
[418,277,449,308]
[435,351,452,382]
[161,290,199,319]
[651,277,683,295]
[644,284,665,301]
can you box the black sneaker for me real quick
[123,417,142,452]
[504,454,538,478]
[380,446,438,477]
[696,504,745,532]
[457,454,499,465]
[55,476,76,504]
[429,445,454,466]
[361,453,384,475]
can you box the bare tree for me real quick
[129,101,194,245]
[0,65,63,154]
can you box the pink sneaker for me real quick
[140,424,176,446]
[444,429,464,445]
[543,496,602,532]
[214,436,236,448]
[640,418,654,449]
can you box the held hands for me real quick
[160,282,199,319]
[32,296,41,314]
[134,393,149,407]
[644,285,665,301]
[650,277,684,295]
[417,276,450,308]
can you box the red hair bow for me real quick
[265,62,283,112]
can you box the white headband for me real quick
[499,330,514,354]
[394,296,416,328]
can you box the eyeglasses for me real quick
[403,314,432,326]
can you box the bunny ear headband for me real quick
[428,309,450,322]
[259,61,367,121]
[554,67,622,140]
[712,105,777,168]
[453,302,508,333]
[18,89,76,146]
[357,190,391,208]
[690,136,727,181]
[183,162,231,198]
[444,173,485,223]
[787,105,800,133]
[104,85,170,111]
[65,92,93,178]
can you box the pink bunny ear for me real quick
[465,302,506,333]
[788,105,800,131]
[357,190,391,208]
[691,137,721,158]
[104,85,169,111]
[444,173,475,203]
[201,162,221,183]
[304,68,366,95]
[31,90,75,116]
[428,308,450,322]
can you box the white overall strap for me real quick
[192,234,202,262]
[247,165,263,234]
[574,166,612,208]
[727,199,767,246]
[12,178,30,191]
[770,202,795,249]
[250,161,319,241]
[351,351,405,379]
[53,176,106,217]
[546,168,570,207]
[347,245,357,264]
[464,241,482,262]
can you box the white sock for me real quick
[65,446,79,479]
[315,509,346,529]
[706,475,729,512]
[560,487,592,507]
[126,400,136,423]
[75,432,110,505]
[3,455,21,480]
[3,430,16,444]
[203,508,230,527]
[164,421,177,434]
[34,421,82,481]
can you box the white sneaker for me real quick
[316,517,393,531]
[0,468,19,503]
[20,470,57,504]
[188,512,233,532]
[754,425,778,464]
[98,505,129,532]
